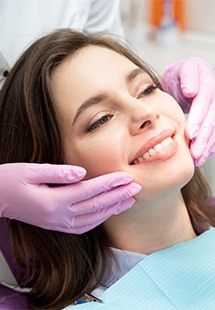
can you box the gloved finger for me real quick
[192,126,215,167]
[194,143,215,167]
[25,164,87,184]
[203,125,215,159]
[193,142,215,167]
[190,128,212,166]
[179,58,200,97]
[67,197,136,233]
[189,100,215,165]
[162,59,184,93]
[69,182,142,216]
[185,86,212,139]
[52,172,134,204]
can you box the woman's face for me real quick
[51,46,194,202]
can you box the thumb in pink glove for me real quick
[162,57,215,166]
[0,163,141,233]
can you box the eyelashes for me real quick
[138,84,158,98]
[86,84,158,133]
[86,114,113,132]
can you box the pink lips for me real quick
[130,129,176,164]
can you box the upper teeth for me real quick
[132,137,173,164]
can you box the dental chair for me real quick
[0,218,30,309]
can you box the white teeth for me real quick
[161,137,172,147]
[143,152,150,160]
[148,148,156,156]
[153,143,163,152]
[138,157,144,163]
[132,137,173,164]
[161,139,169,147]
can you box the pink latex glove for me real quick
[162,57,215,166]
[0,163,141,233]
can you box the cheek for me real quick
[64,139,125,179]
[164,96,186,124]
[79,151,124,180]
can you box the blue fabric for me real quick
[69,229,215,309]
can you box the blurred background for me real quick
[120,0,215,195]
[120,0,215,72]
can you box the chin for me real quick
[133,155,195,203]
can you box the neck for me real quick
[103,191,196,255]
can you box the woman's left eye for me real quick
[86,114,113,132]
[138,85,157,98]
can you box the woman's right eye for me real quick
[86,114,113,132]
[138,84,157,98]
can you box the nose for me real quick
[129,102,160,135]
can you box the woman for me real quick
[0,29,214,309]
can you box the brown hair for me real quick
[0,29,214,309]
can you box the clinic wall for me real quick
[185,0,215,34]
[121,0,215,42]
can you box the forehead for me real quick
[51,46,142,103]
[52,45,139,82]
[73,44,135,65]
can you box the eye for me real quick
[86,114,113,132]
[138,84,157,98]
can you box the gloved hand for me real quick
[162,57,215,166]
[0,163,141,233]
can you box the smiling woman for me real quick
[0,29,215,309]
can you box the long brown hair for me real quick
[0,29,214,309]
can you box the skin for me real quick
[51,46,196,254]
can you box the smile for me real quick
[131,137,173,164]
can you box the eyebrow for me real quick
[72,67,146,125]
[72,94,107,125]
[125,67,145,84]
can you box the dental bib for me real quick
[71,228,215,309]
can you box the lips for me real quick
[130,129,175,165]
